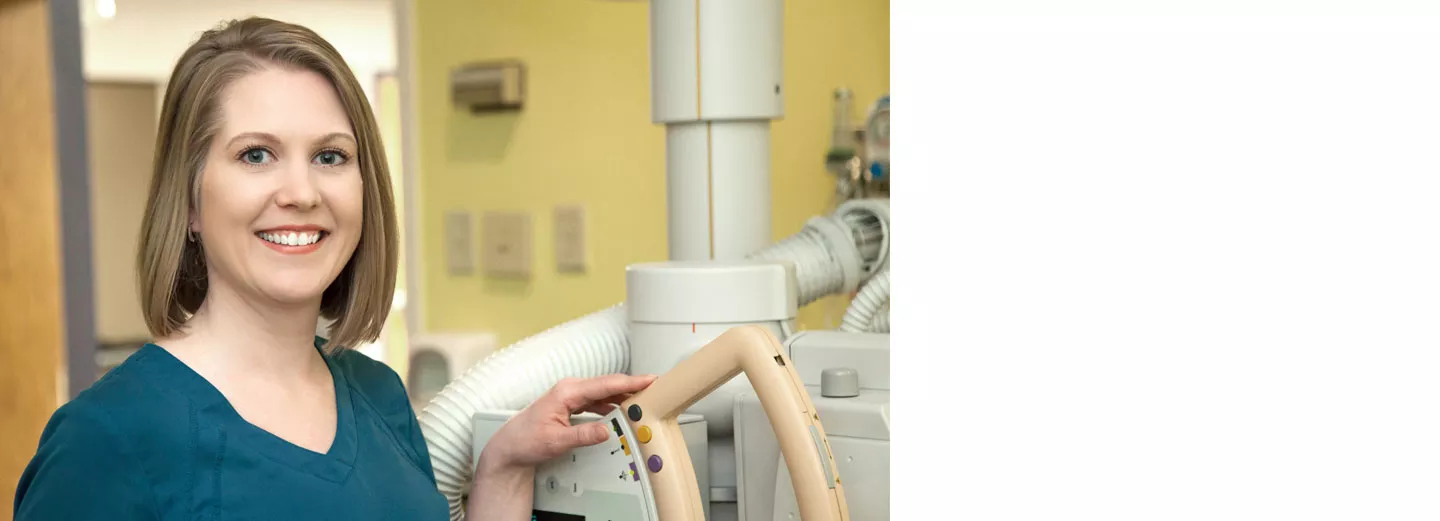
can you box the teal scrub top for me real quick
[12,339,451,520]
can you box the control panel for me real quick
[472,410,710,521]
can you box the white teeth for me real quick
[259,231,322,246]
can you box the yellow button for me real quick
[637,426,653,443]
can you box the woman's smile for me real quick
[255,226,331,254]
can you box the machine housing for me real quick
[734,331,890,521]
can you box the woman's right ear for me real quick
[188,209,201,241]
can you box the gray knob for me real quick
[820,368,860,398]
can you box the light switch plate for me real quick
[444,211,475,276]
[481,211,532,278]
[554,204,586,273]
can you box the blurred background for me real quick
[0,0,888,513]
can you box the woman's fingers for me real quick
[568,392,636,415]
[598,392,635,406]
[576,402,620,416]
[527,374,661,457]
[554,374,657,413]
[560,422,609,449]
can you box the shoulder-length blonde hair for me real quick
[136,17,397,351]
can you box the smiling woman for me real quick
[11,16,655,521]
[139,40,392,352]
[184,67,372,334]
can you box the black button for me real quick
[627,404,643,422]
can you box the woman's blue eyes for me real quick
[238,148,350,167]
[316,151,344,166]
[243,148,271,164]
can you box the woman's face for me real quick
[193,66,363,310]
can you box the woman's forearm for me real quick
[465,451,535,521]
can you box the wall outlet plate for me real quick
[482,211,532,278]
[554,204,586,273]
[444,211,476,276]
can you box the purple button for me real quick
[647,455,663,473]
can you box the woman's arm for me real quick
[465,450,534,521]
[463,374,656,520]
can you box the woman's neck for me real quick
[164,280,327,382]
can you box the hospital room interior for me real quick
[1,0,891,519]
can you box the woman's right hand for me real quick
[486,373,657,468]
[465,374,657,520]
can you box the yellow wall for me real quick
[414,0,890,346]
[375,73,412,380]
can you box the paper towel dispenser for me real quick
[451,60,524,112]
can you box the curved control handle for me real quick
[620,325,850,521]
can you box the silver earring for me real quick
[187,228,196,242]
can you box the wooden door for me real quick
[0,0,93,516]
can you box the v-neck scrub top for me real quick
[13,339,451,520]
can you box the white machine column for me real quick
[626,261,797,430]
[651,0,783,261]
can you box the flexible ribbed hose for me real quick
[869,301,889,333]
[419,202,889,519]
[746,223,848,304]
[836,198,889,277]
[840,268,890,333]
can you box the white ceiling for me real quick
[78,0,398,95]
